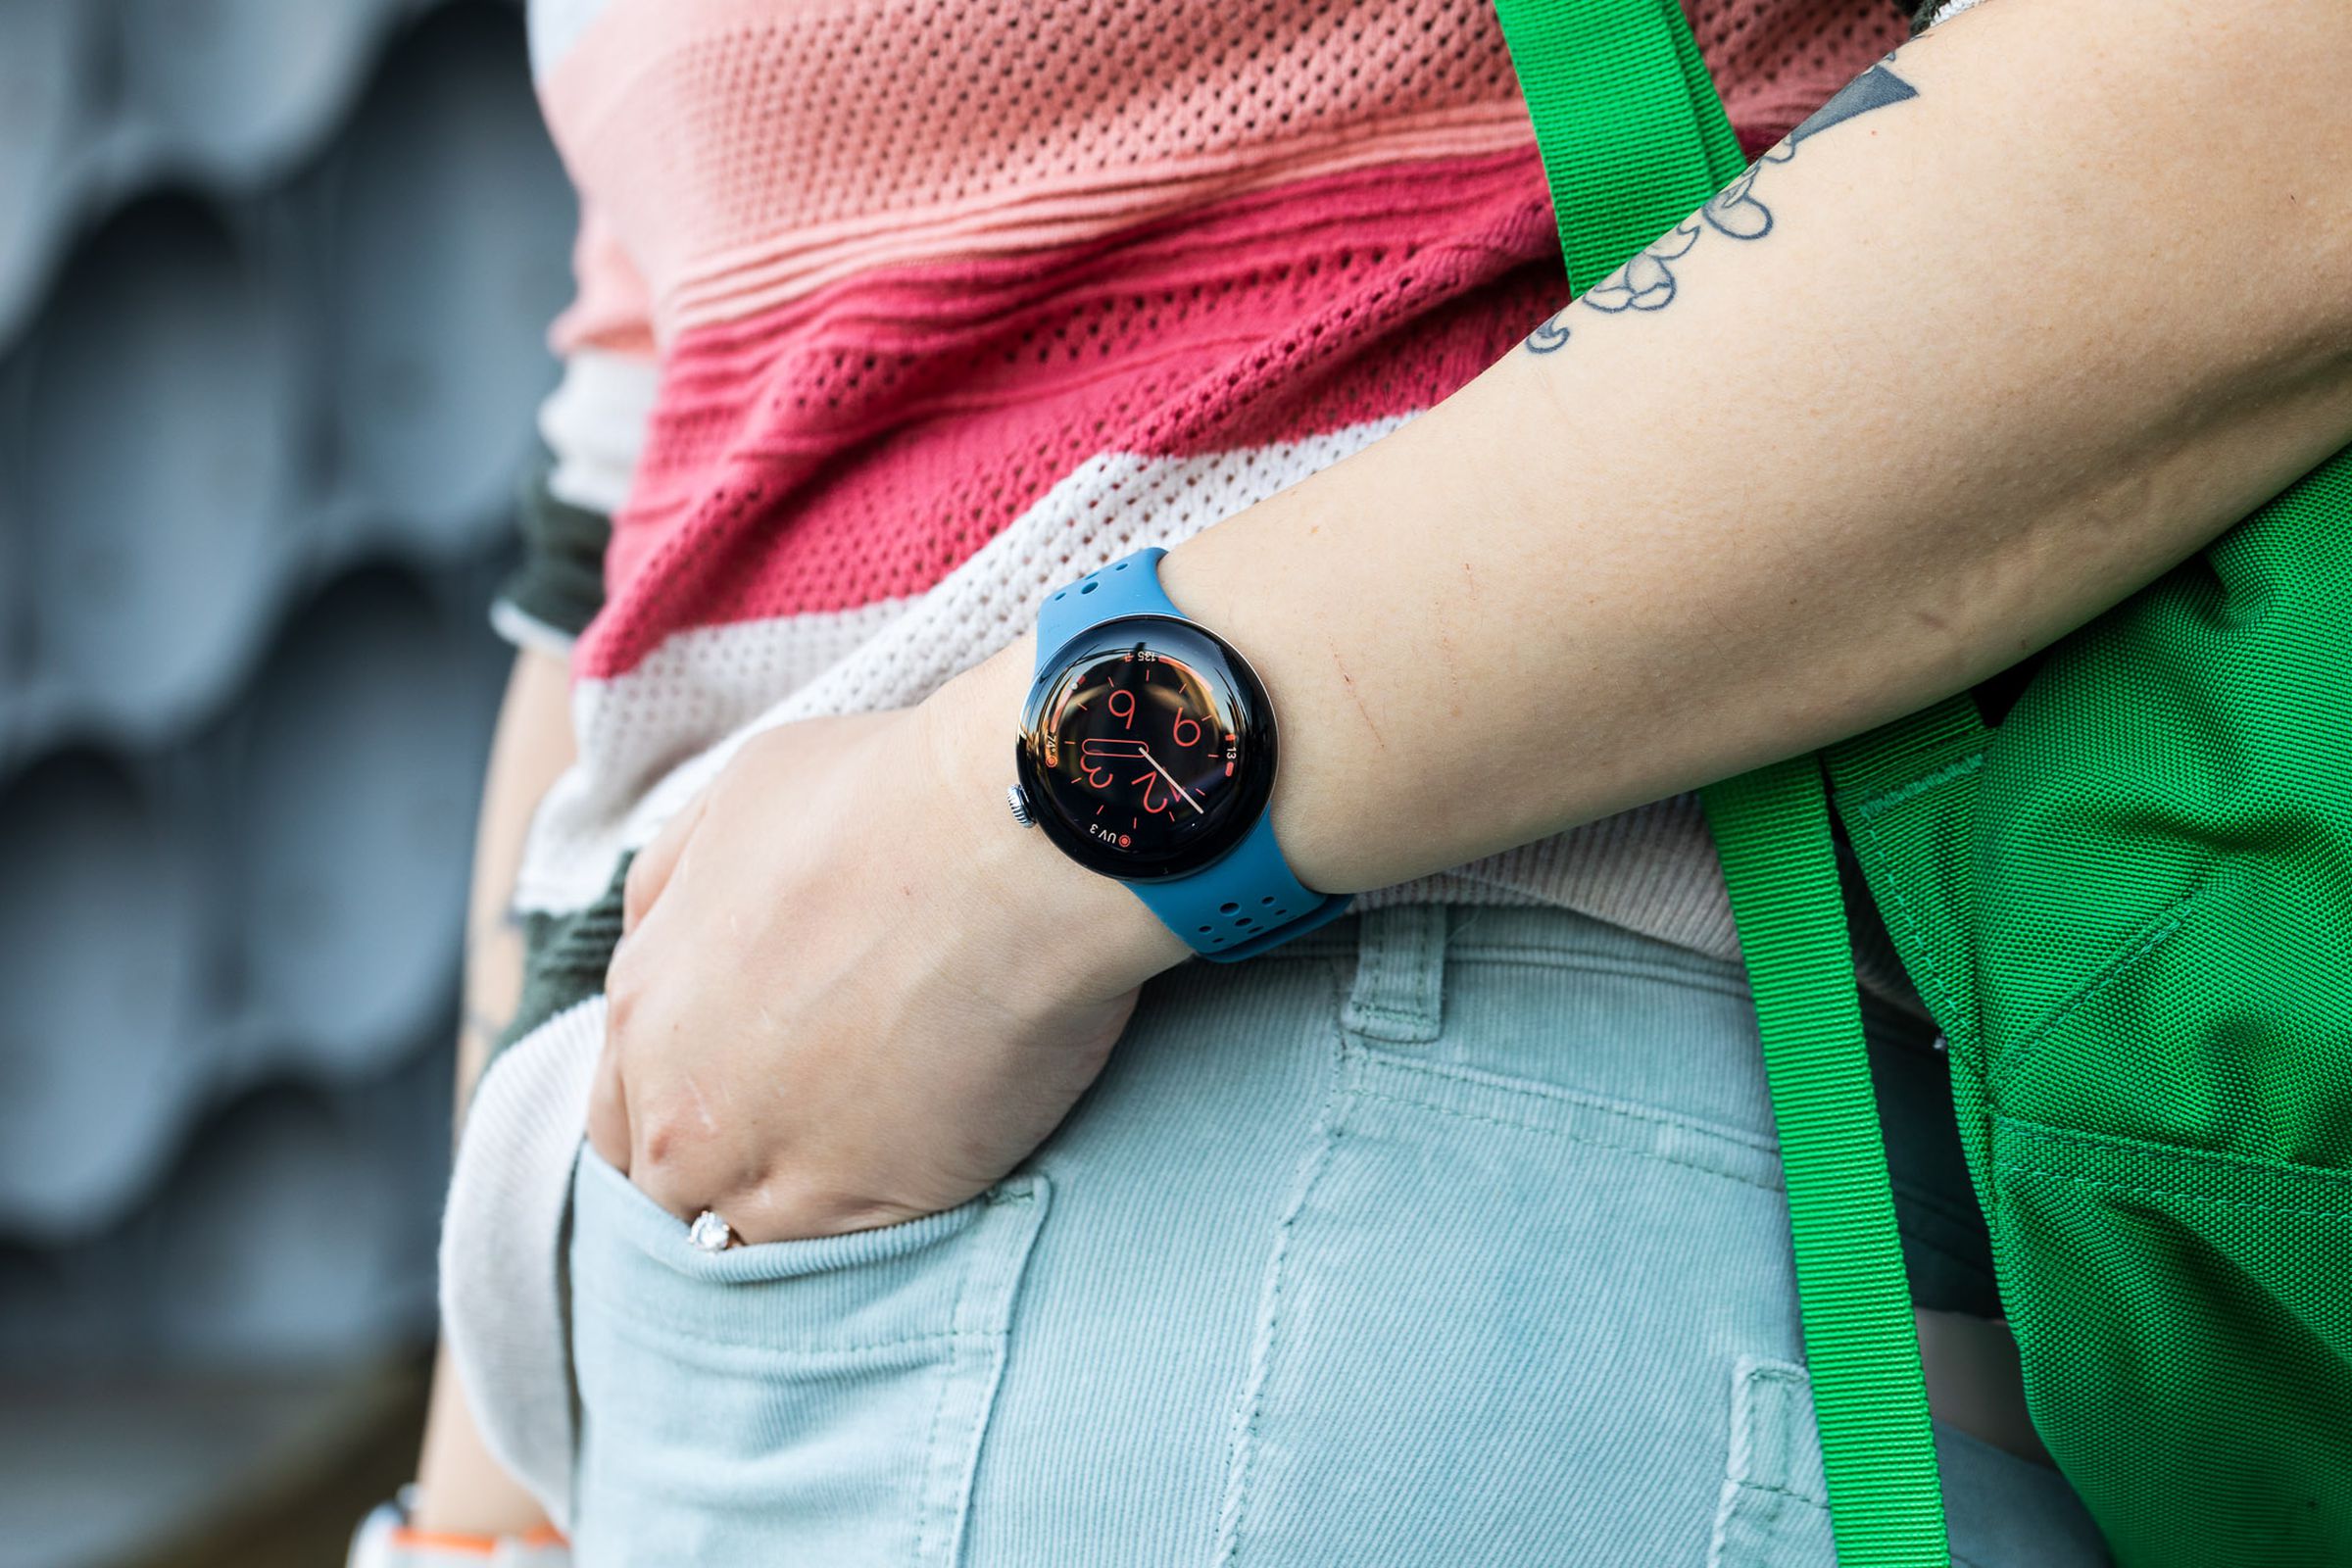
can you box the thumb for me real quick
[620,790,709,935]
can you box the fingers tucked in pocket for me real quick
[565,1149,1050,1568]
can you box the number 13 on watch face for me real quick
[1015,615,1277,880]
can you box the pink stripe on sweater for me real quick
[539,0,1537,338]
[662,106,1539,335]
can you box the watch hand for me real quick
[1143,749,1203,814]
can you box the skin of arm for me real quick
[599,0,2349,1258]
[1158,0,2352,899]
[411,647,573,1537]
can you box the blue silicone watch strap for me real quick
[1034,548,1181,657]
[1132,807,1353,960]
[1032,549,1352,961]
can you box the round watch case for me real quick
[1012,613,1278,881]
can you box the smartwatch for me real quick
[1008,548,1352,960]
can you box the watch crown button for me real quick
[1006,784,1038,828]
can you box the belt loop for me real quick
[1341,905,1447,1045]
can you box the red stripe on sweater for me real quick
[579,148,1563,680]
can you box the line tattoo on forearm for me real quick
[1523,60,1918,355]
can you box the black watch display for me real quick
[1013,614,1276,881]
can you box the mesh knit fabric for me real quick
[510,0,1906,948]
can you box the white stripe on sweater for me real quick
[513,418,1411,914]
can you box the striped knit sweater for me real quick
[498,0,1913,956]
[453,0,1926,1518]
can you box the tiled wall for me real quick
[0,0,573,1379]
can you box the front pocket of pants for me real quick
[1213,1046,1800,1566]
[566,1150,1050,1568]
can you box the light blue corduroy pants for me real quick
[564,904,2108,1566]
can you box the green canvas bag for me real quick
[1491,2,2352,1563]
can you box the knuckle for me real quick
[601,976,640,1043]
[621,855,655,913]
[630,1096,710,1179]
[603,947,653,1031]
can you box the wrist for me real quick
[1156,523,1385,896]
[350,1489,567,1567]
[921,641,1192,994]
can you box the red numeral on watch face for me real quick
[1048,657,1229,836]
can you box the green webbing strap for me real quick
[1702,760,1952,1566]
[1489,2,1951,1562]
[1492,0,1743,291]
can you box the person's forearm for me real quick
[1195,0,2352,891]
[950,0,2352,901]
[414,647,575,1538]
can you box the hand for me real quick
[587,647,1190,1243]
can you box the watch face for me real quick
[1015,614,1276,880]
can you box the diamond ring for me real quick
[688,1209,734,1252]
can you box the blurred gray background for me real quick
[0,1,574,1560]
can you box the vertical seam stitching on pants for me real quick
[913,1212,986,1564]
[1211,1008,1351,1566]
[941,1186,1047,1568]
